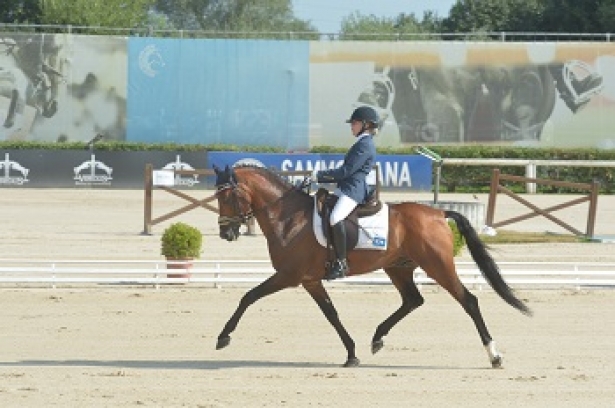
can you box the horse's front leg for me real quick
[216,274,287,350]
[303,281,358,367]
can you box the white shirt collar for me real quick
[355,133,371,142]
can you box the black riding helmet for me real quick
[346,106,380,129]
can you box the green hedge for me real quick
[449,221,465,257]
[0,140,285,152]
[427,146,615,194]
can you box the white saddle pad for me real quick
[313,198,389,250]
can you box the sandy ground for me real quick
[0,188,614,262]
[1,188,615,407]
[0,288,614,407]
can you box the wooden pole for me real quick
[586,180,599,238]
[143,163,153,235]
[485,169,500,227]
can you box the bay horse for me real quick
[213,162,531,368]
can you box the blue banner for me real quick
[207,152,432,190]
[127,39,310,149]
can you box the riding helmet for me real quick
[346,106,380,127]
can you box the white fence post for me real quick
[525,162,537,194]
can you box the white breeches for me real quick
[330,193,358,225]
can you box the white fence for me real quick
[0,259,614,290]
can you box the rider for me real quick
[313,106,379,281]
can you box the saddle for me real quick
[314,188,383,252]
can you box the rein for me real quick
[216,176,304,227]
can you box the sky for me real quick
[292,0,457,34]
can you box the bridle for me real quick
[215,167,307,229]
[215,180,254,228]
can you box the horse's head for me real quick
[213,164,251,242]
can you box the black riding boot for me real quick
[324,221,349,281]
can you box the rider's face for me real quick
[350,120,362,136]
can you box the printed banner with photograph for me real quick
[309,41,615,149]
[2,34,614,150]
[0,34,127,143]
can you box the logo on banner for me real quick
[138,44,165,78]
[162,155,199,187]
[74,154,113,186]
[0,153,29,185]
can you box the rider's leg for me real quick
[324,194,357,281]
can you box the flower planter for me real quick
[165,258,193,279]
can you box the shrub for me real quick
[448,220,465,257]
[160,222,203,259]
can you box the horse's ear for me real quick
[212,164,220,174]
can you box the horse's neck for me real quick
[247,182,311,242]
[243,175,287,211]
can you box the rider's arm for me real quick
[316,139,370,183]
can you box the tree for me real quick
[339,11,444,40]
[442,0,544,36]
[39,0,154,32]
[540,0,615,34]
[597,0,615,32]
[0,0,41,24]
[151,0,318,38]
[442,0,614,39]
[339,12,397,40]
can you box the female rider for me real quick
[313,106,379,280]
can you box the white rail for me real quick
[0,259,614,290]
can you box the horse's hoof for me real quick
[343,357,360,368]
[491,355,503,368]
[371,340,384,354]
[216,336,231,350]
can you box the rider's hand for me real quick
[299,175,313,189]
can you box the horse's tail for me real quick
[445,210,532,316]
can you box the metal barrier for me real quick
[1,259,613,290]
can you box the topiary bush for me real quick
[160,222,203,259]
[448,220,466,257]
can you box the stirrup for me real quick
[324,259,348,281]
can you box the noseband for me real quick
[216,182,254,227]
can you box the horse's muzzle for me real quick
[219,225,240,241]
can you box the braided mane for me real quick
[232,160,294,190]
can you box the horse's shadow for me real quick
[0,359,473,371]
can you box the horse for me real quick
[389,64,557,143]
[213,162,531,368]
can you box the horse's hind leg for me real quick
[216,274,287,350]
[303,281,359,367]
[421,256,503,368]
[458,286,503,368]
[372,264,424,354]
